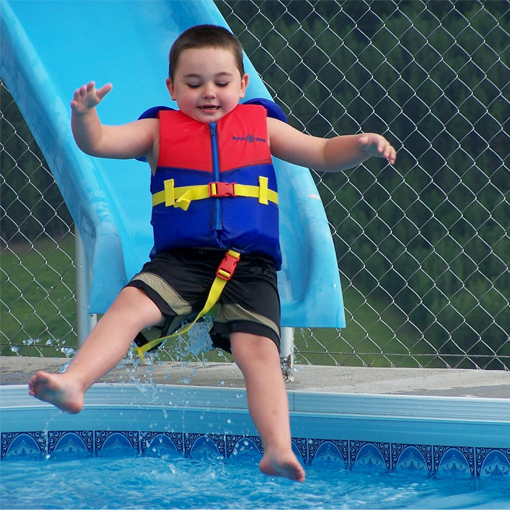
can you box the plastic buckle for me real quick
[208,182,236,198]
[216,250,240,281]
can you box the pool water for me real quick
[2,453,509,509]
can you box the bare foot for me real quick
[28,371,84,414]
[259,450,306,483]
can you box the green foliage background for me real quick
[217,1,510,368]
[1,1,509,367]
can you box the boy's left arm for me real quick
[267,117,396,172]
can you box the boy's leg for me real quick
[28,287,163,413]
[230,332,305,483]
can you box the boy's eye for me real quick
[186,83,201,89]
[216,82,229,88]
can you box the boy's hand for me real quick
[70,81,113,114]
[359,133,397,165]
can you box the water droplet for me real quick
[61,347,76,357]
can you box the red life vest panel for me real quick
[150,104,282,268]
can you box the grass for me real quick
[294,285,441,368]
[2,236,432,366]
[1,235,77,357]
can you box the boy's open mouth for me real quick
[199,105,220,111]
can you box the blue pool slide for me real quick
[1,0,345,329]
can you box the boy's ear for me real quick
[166,78,176,101]
[240,73,249,99]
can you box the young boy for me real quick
[29,25,396,483]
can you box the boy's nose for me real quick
[203,83,216,98]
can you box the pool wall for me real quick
[1,384,509,480]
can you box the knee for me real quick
[112,287,163,328]
[231,333,280,368]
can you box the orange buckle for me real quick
[208,182,236,198]
[216,250,240,281]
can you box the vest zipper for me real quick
[210,122,222,231]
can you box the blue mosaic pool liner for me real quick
[2,429,510,479]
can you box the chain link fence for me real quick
[1,0,509,369]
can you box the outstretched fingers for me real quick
[95,82,113,101]
[378,138,397,165]
[70,81,112,112]
[359,133,397,165]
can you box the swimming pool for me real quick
[1,382,510,508]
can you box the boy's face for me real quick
[167,47,249,124]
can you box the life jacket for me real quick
[143,101,283,269]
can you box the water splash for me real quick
[184,317,214,355]
[178,366,197,385]
[60,347,77,357]
[22,338,41,345]
[58,360,71,373]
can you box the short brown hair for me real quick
[169,25,245,81]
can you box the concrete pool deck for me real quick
[1,356,509,399]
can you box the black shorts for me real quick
[125,248,281,353]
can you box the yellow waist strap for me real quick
[152,176,278,211]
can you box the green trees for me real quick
[219,0,509,368]
[1,84,72,246]
[2,1,508,367]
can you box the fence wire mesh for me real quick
[1,0,509,369]
[1,82,76,357]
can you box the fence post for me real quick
[280,327,295,382]
[75,228,97,346]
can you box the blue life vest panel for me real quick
[150,104,282,269]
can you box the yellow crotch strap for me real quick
[133,250,241,361]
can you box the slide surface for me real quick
[1,0,345,328]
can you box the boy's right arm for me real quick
[71,82,158,164]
